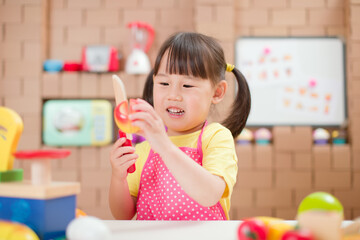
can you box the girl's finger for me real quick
[113,146,136,159]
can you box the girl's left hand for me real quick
[129,99,171,153]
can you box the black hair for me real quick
[142,32,251,138]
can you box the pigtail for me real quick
[142,69,154,106]
[222,67,251,138]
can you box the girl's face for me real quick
[153,55,221,136]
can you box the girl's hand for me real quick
[129,99,172,153]
[110,137,138,181]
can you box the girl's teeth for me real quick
[167,108,184,115]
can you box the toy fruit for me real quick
[0,220,39,240]
[118,130,136,173]
[238,218,268,240]
[297,192,344,216]
[114,99,140,134]
[267,221,294,240]
[281,229,314,240]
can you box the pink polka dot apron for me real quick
[136,121,226,220]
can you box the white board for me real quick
[235,37,346,126]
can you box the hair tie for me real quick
[226,64,235,72]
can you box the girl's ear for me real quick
[212,80,227,104]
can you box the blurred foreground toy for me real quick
[332,130,347,145]
[297,192,344,217]
[0,106,80,240]
[0,220,39,240]
[254,128,272,145]
[236,128,253,145]
[66,216,112,240]
[313,128,330,145]
[238,217,297,240]
[297,192,344,240]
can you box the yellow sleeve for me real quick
[202,125,238,198]
[126,141,151,198]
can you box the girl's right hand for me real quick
[110,137,138,181]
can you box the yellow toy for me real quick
[0,220,39,240]
[0,107,23,171]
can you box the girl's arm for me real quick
[108,138,138,219]
[130,99,226,207]
[159,140,226,207]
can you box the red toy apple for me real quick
[238,219,268,240]
[114,99,140,134]
[281,229,314,240]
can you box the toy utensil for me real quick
[112,74,136,173]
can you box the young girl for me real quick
[109,32,251,220]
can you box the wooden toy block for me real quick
[294,152,312,170]
[254,145,273,169]
[256,189,292,208]
[274,152,292,169]
[315,171,351,189]
[236,144,254,169]
[123,10,156,27]
[332,190,360,209]
[313,145,331,170]
[237,170,272,189]
[272,9,306,26]
[293,126,312,151]
[253,26,288,36]
[309,9,344,26]
[0,181,80,199]
[354,172,360,189]
[236,9,269,27]
[23,80,41,97]
[291,26,326,36]
[273,126,294,151]
[332,145,351,169]
[80,73,99,97]
[0,168,23,182]
[67,0,101,9]
[290,0,325,8]
[0,194,76,240]
[24,42,41,60]
[2,42,22,60]
[60,73,80,97]
[23,5,41,24]
[196,6,213,23]
[233,207,272,220]
[275,171,312,189]
[68,27,101,45]
[86,9,119,26]
[51,9,82,27]
[231,188,253,208]
[275,208,297,220]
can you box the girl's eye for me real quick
[160,82,169,86]
[183,85,193,88]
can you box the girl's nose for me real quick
[167,88,182,101]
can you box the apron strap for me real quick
[196,120,208,159]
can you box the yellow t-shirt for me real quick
[127,122,238,220]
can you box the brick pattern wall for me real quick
[0,0,358,220]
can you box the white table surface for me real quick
[104,220,354,240]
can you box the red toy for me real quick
[118,131,135,173]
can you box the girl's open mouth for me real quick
[167,107,185,116]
